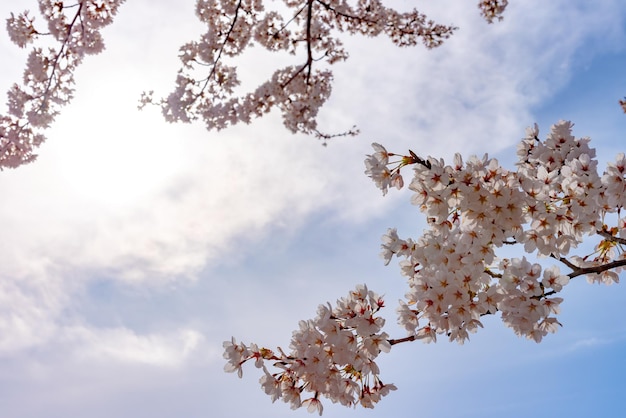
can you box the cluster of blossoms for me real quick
[138,0,464,141]
[223,284,396,414]
[2,0,125,168]
[367,120,626,344]
[478,0,509,23]
[228,121,626,414]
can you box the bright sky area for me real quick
[1,1,626,417]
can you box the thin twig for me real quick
[35,2,84,117]
[270,3,307,38]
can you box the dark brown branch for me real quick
[388,335,418,345]
[279,61,310,89]
[280,0,314,88]
[485,268,502,278]
[552,254,626,279]
[569,258,626,279]
[305,0,314,83]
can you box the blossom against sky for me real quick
[1,1,626,417]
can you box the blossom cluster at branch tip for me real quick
[223,284,396,414]
[2,0,125,169]
[366,120,625,346]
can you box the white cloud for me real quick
[63,326,207,366]
[568,337,610,351]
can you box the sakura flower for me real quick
[542,266,569,292]
[370,142,390,165]
[364,154,394,195]
[302,397,323,416]
[223,337,250,378]
[259,367,281,403]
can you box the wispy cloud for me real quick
[567,337,611,351]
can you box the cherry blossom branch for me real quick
[1,4,84,162]
[195,0,243,99]
[315,0,377,25]
[33,2,84,119]
[313,125,360,145]
[2,0,125,169]
[280,0,314,88]
[269,4,307,38]
[224,285,397,412]
[555,256,626,279]
[142,0,462,143]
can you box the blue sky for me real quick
[1,1,626,417]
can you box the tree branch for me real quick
[280,0,314,88]
[315,0,375,25]
[305,0,314,83]
[552,253,626,279]
[569,258,626,279]
[270,4,307,38]
[388,335,418,345]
